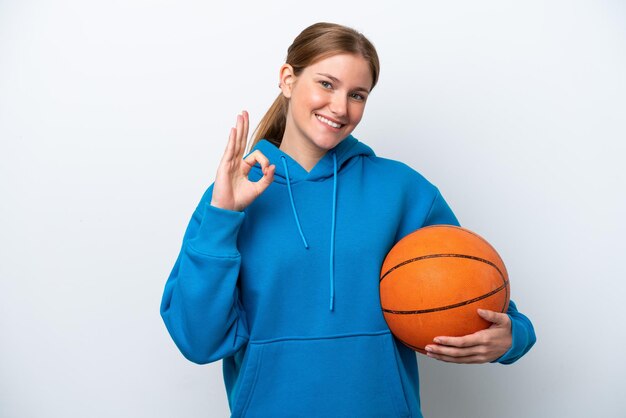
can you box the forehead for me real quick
[303,53,373,89]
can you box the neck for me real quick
[279,134,327,173]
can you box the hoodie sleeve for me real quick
[159,184,249,364]
[417,183,537,364]
[423,188,460,227]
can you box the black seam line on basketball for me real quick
[502,277,510,313]
[380,253,505,282]
[382,280,509,314]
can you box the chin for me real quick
[313,138,343,151]
[314,131,353,150]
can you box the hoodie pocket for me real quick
[230,332,410,418]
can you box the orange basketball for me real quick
[379,225,510,354]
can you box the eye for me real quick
[319,80,333,89]
[350,92,366,101]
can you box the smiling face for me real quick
[279,53,373,159]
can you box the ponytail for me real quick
[248,93,288,153]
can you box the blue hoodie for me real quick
[160,135,536,418]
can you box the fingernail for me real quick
[425,346,432,352]
[434,338,441,344]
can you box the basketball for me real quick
[379,225,510,354]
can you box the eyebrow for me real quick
[316,73,371,93]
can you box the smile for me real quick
[316,114,344,129]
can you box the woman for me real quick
[160,22,536,417]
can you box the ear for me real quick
[278,63,296,99]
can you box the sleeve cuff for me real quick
[492,312,537,365]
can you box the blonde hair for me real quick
[247,22,380,153]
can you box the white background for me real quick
[1,1,625,417]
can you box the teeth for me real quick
[316,114,342,128]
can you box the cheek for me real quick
[296,85,326,107]
[349,104,366,123]
[293,90,323,115]
[308,92,327,110]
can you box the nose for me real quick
[328,93,348,118]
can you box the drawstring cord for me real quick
[281,156,309,249]
[280,153,339,311]
[329,152,337,311]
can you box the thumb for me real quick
[478,308,508,326]
[258,164,275,188]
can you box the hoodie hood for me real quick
[246,135,375,311]
[249,134,374,184]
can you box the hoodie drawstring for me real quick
[280,153,339,312]
[281,156,309,249]
[329,152,337,311]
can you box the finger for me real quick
[248,160,275,196]
[242,150,271,177]
[234,113,244,159]
[426,351,487,364]
[242,110,250,154]
[222,127,237,163]
[257,164,276,189]
[425,342,487,358]
[432,333,484,348]
[478,309,509,326]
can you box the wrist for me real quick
[210,198,244,212]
